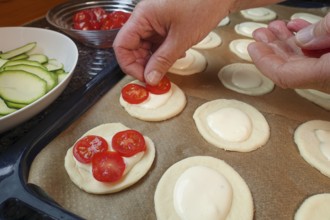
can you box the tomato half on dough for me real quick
[73,135,108,164]
[121,83,149,104]
[92,151,126,182]
[146,76,171,94]
[112,130,146,157]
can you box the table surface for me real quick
[0,0,67,26]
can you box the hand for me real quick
[248,13,330,93]
[113,0,231,85]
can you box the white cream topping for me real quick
[315,129,330,161]
[235,22,268,38]
[245,8,270,16]
[192,32,222,49]
[229,39,255,62]
[218,16,230,26]
[291,12,322,24]
[240,7,277,21]
[169,49,207,75]
[206,107,252,142]
[173,166,233,220]
[232,68,263,89]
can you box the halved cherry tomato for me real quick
[73,10,92,23]
[112,130,146,157]
[90,7,107,21]
[92,151,126,182]
[146,76,171,94]
[121,83,149,104]
[301,48,330,58]
[73,135,108,164]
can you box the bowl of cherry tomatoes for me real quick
[47,0,136,48]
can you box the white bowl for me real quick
[0,27,78,133]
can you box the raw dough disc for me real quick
[294,120,330,178]
[229,39,255,62]
[291,12,322,24]
[218,63,274,96]
[193,99,270,152]
[192,31,222,49]
[240,7,277,21]
[234,21,268,38]
[154,156,254,220]
[169,49,207,75]
[64,123,156,194]
[295,89,330,110]
[120,80,187,121]
[218,16,230,26]
[295,193,330,220]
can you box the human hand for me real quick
[248,13,330,93]
[113,0,231,85]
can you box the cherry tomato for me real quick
[146,76,171,94]
[92,151,126,182]
[90,7,107,21]
[112,130,146,157]
[121,83,149,104]
[73,10,92,23]
[100,17,114,30]
[301,48,330,58]
[73,135,108,164]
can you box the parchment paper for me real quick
[29,4,330,220]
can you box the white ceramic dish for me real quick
[0,27,78,133]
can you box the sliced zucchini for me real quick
[44,59,64,71]
[3,60,47,70]
[28,54,48,64]
[0,59,8,68]
[3,64,57,91]
[0,42,36,60]
[0,70,47,104]
[10,53,29,61]
[5,101,27,109]
[0,97,17,115]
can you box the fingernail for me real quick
[296,25,314,45]
[146,70,162,85]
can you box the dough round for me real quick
[240,7,277,21]
[291,12,322,24]
[192,31,222,49]
[218,63,274,96]
[64,123,156,194]
[154,156,254,220]
[169,49,207,75]
[295,193,330,220]
[229,39,255,62]
[120,80,186,121]
[295,89,330,110]
[193,99,270,152]
[294,120,330,178]
[234,21,268,38]
[218,16,230,26]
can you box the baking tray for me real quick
[0,18,124,219]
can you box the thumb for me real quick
[295,13,330,50]
[144,36,187,85]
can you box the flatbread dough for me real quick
[218,63,274,96]
[234,21,268,38]
[193,99,270,152]
[294,120,330,178]
[168,49,207,75]
[295,89,330,110]
[64,123,156,194]
[291,12,322,24]
[229,39,255,62]
[240,7,277,21]
[154,156,254,220]
[192,31,222,49]
[120,80,186,121]
[294,193,330,220]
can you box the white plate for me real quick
[0,27,78,133]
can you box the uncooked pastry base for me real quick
[65,123,156,194]
[294,193,330,220]
[295,89,330,111]
[193,99,270,152]
[294,120,330,178]
[154,156,254,220]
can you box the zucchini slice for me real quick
[3,64,57,91]
[0,42,36,60]
[0,70,47,104]
[0,97,17,115]
[3,59,47,70]
[28,54,48,64]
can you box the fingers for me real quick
[287,19,311,32]
[295,12,330,49]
